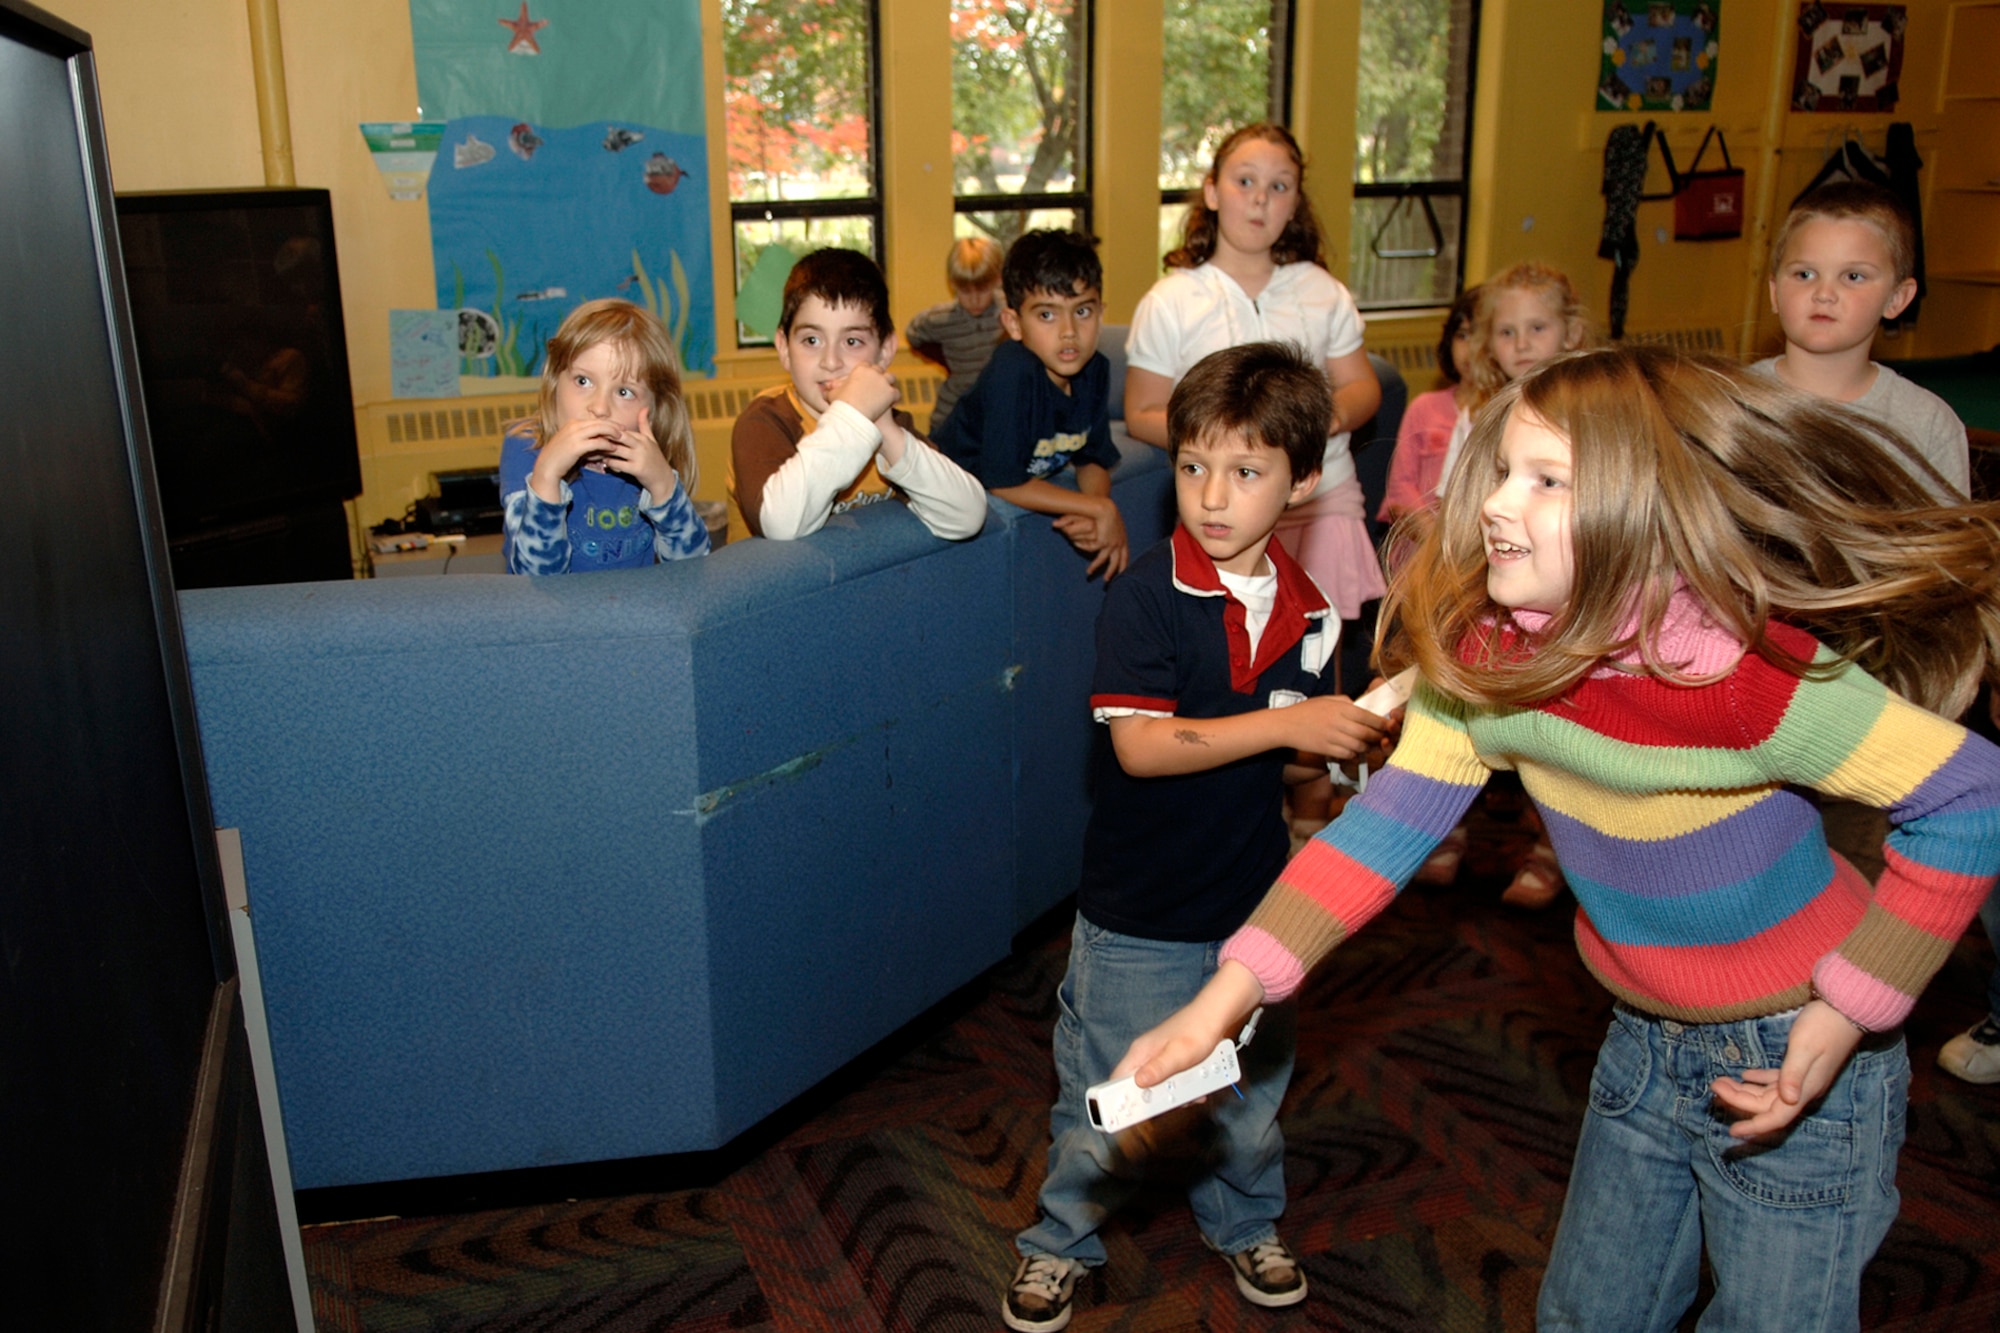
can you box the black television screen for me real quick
[114,187,361,536]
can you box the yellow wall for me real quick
[48,0,438,402]
[39,0,1976,530]
[1292,0,1362,287]
[1464,0,1768,342]
[1093,0,1165,320]
[49,0,267,191]
[1461,0,1961,361]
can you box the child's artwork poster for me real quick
[1599,2,1721,112]
[389,309,463,397]
[1791,5,1905,112]
[409,1,716,377]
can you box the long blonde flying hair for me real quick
[1382,346,2000,716]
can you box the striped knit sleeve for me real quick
[1222,681,1493,1000]
[1759,657,2000,1030]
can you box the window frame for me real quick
[724,0,886,344]
[1156,0,1296,215]
[1349,0,1481,311]
[950,1,1096,243]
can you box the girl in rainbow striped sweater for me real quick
[1116,345,2000,1333]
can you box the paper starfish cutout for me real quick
[499,3,547,55]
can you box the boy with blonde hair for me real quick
[905,235,1005,435]
[1757,181,1968,498]
[1759,180,1988,1083]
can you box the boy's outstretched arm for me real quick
[1108,695,1387,778]
[1112,960,1266,1088]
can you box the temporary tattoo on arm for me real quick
[1173,728,1210,747]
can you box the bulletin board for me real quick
[1599,1,1721,112]
[1791,4,1905,112]
[409,1,716,377]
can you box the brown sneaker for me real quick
[1002,1253,1082,1332]
[1224,1237,1308,1307]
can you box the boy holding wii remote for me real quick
[1001,342,1391,1330]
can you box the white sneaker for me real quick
[1002,1253,1082,1332]
[1938,1016,2000,1084]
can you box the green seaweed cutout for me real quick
[631,247,708,374]
[447,255,532,378]
[485,250,528,377]
[671,251,703,372]
[450,263,471,375]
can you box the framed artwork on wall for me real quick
[1791,4,1906,112]
[1599,1,1721,112]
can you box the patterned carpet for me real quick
[303,824,2000,1332]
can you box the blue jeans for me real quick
[1538,1006,1908,1333]
[1015,914,1297,1266]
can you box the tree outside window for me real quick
[951,1,1089,250]
[1158,0,1288,267]
[723,0,880,342]
[1350,0,1477,309]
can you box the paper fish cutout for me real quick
[508,123,543,160]
[603,127,644,152]
[514,287,567,301]
[644,153,687,195]
[454,134,496,169]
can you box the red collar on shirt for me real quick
[1169,525,1332,693]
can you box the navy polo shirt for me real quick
[1079,526,1339,942]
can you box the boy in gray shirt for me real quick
[1756,181,1968,498]
[905,236,1005,435]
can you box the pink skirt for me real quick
[1272,476,1386,619]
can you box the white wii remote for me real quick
[1354,665,1418,718]
[1084,1039,1241,1133]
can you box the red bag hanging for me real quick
[1667,127,1745,241]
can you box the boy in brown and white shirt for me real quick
[729,248,987,543]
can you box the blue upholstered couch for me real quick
[178,335,1404,1189]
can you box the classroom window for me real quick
[722,0,881,343]
[1158,0,1293,266]
[1350,0,1478,309]
[951,1,1092,249]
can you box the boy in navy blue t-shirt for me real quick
[936,229,1128,580]
[1001,342,1391,1331]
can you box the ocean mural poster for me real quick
[412,0,716,376]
